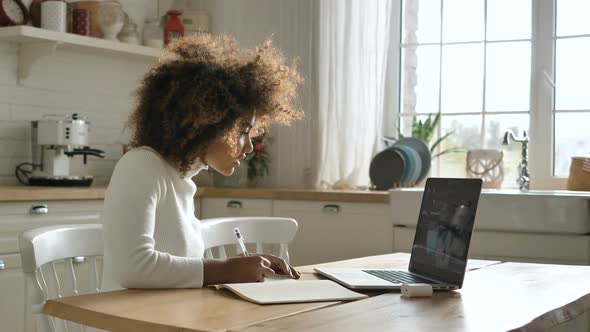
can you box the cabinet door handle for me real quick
[0,259,5,270]
[31,204,49,214]
[227,200,243,209]
[322,204,340,214]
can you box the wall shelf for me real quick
[0,26,160,84]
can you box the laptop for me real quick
[315,178,483,290]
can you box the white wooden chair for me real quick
[200,217,298,263]
[19,224,103,332]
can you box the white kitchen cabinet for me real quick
[273,200,393,266]
[199,198,273,219]
[393,226,590,265]
[0,200,103,332]
[0,253,25,332]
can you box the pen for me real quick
[233,227,249,256]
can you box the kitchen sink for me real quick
[390,188,590,234]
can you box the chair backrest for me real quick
[19,224,103,332]
[200,217,298,263]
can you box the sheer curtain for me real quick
[316,0,395,189]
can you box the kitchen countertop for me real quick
[196,187,389,203]
[0,185,107,202]
[0,186,390,203]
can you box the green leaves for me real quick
[430,130,454,153]
[411,112,440,142]
[388,112,463,158]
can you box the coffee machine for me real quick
[15,113,105,186]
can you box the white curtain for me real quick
[316,0,395,189]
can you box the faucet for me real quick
[503,130,530,191]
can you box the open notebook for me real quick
[212,279,368,304]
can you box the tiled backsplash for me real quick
[0,43,154,185]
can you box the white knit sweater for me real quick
[101,146,207,291]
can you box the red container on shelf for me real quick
[164,10,184,46]
[72,8,90,36]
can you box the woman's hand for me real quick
[203,255,300,285]
[257,254,301,279]
[203,256,276,284]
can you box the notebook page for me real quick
[213,280,368,304]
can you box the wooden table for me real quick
[43,253,590,331]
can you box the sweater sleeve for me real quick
[102,150,204,289]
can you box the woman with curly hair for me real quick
[101,34,303,291]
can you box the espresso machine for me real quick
[15,113,105,186]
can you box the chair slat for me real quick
[37,268,58,331]
[65,258,80,296]
[35,268,48,308]
[204,248,214,259]
[218,246,227,259]
[38,268,50,303]
[50,262,63,298]
[256,243,263,255]
[89,256,100,293]
[51,262,71,331]
[56,318,67,332]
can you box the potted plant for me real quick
[247,133,272,186]
[385,112,463,158]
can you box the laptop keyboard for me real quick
[362,270,435,284]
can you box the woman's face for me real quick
[204,110,256,176]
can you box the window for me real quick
[393,0,590,189]
[553,0,590,176]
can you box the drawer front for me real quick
[0,253,22,269]
[0,200,103,216]
[200,198,273,219]
[0,200,103,254]
[0,253,25,332]
[274,201,393,266]
[274,200,390,217]
[0,213,102,253]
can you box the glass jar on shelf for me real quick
[143,18,164,48]
[96,0,125,40]
[119,19,140,45]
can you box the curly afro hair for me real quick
[127,34,303,177]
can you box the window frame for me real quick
[390,0,568,190]
[529,0,565,189]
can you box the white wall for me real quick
[200,0,317,188]
[0,0,157,186]
[0,0,316,188]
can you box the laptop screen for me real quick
[408,178,482,288]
